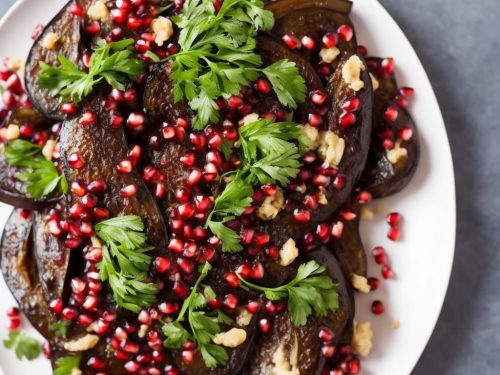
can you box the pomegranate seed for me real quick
[400,86,414,97]
[117,160,133,174]
[181,350,194,364]
[319,328,334,342]
[301,35,316,50]
[395,95,409,108]
[162,126,176,140]
[83,295,99,311]
[110,111,123,128]
[62,103,77,115]
[251,263,265,280]
[68,152,85,169]
[342,97,360,111]
[70,181,86,197]
[93,207,110,220]
[7,307,20,318]
[387,212,402,227]
[154,257,171,273]
[225,272,240,288]
[128,145,141,161]
[331,221,344,238]
[86,22,101,35]
[159,301,180,315]
[357,191,372,204]
[178,203,195,219]
[43,342,51,359]
[381,265,394,279]
[32,24,44,40]
[177,257,195,274]
[381,58,394,74]
[48,220,62,236]
[228,96,243,108]
[88,180,106,193]
[371,300,385,315]
[337,24,353,41]
[187,169,202,185]
[308,113,323,127]
[341,209,357,221]
[385,106,399,121]
[79,111,96,126]
[359,45,368,56]
[282,34,301,49]
[8,318,21,331]
[173,281,190,299]
[294,209,311,223]
[368,277,379,291]
[340,111,356,127]
[246,301,260,314]
[62,307,78,321]
[236,263,251,279]
[387,227,401,241]
[254,232,270,246]
[82,194,97,208]
[400,126,414,141]
[223,294,238,309]
[49,299,63,313]
[321,344,336,358]
[121,184,137,197]
[312,174,331,187]
[168,238,184,254]
[256,78,272,94]
[124,361,140,373]
[349,357,360,374]
[310,90,328,105]
[258,318,271,334]
[322,33,338,47]
[127,112,145,128]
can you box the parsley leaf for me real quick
[4,139,68,199]
[3,331,41,360]
[169,0,306,129]
[95,215,159,313]
[162,262,231,369]
[48,320,70,338]
[38,38,145,104]
[53,355,82,375]
[237,260,339,326]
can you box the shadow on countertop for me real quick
[378,0,500,373]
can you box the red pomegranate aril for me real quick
[71,277,86,294]
[181,350,194,364]
[342,97,360,112]
[372,246,385,256]
[313,174,331,187]
[387,212,402,227]
[331,221,344,238]
[168,238,184,254]
[86,22,101,35]
[223,294,238,309]
[87,179,106,193]
[266,246,279,260]
[321,344,336,358]
[317,63,332,77]
[322,33,338,47]
[337,24,353,41]
[154,257,171,273]
[236,263,251,279]
[256,78,272,94]
[225,272,240,288]
[80,221,93,236]
[282,34,301,49]
[400,126,414,141]
[117,160,133,174]
[387,227,401,241]
[359,45,368,56]
[186,169,202,185]
[316,223,330,240]
[385,106,399,121]
[82,194,97,208]
[127,113,145,128]
[8,318,21,331]
[395,95,409,108]
[173,281,190,299]
[308,112,323,127]
[62,307,78,321]
[158,301,180,315]
[251,262,265,280]
[79,111,96,126]
[43,342,51,359]
[227,95,242,108]
[49,299,63,313]
[368,277,379,291]
[178,203,195,219]
[371,300,385,315]
[319,328,334,342]
[48,220,62,236]
[110,111,123,128]
[294,209,311,223]
[254,232,270,246]
[310,89,328,105]
[161,125,176,140]
[258,318,271,334]
[124,361,140,373]
[70,181,86,197]
[381,265,394,279]
[128,145,141,161]
[340,111,356,128]
[62,102,77,115]
[341,209,357,221]
[121,184,137,197]
[349,357,360,374]
[357,191,372,204]
[301,35,316,50]
[381,58,395,74]
[400,86,414,98]
[68,152,85,169]
[83,295,99,311]
[94,207,110,220]
[7,307,20,318]
[32,24,45,40]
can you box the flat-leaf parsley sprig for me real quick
[53,355,82,375]
[237,260,339,326]
[3,330,42,361]
[38,38,146,103]
[204,118,309,252]
[4,139,68,199]
[168,0,307,129]
[95,215,159,313]
[162,262,233,369]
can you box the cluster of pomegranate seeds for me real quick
[0,59,31,127]
[322,345,360,374]
[387,212,402,241]
[6,306,21,331]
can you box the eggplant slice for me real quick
[0,210,56,339]
[266,0,353,18]
[360,57,420,197]
[249,248,354,375]
[25,0,90,120]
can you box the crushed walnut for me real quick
[213,328,247,348]
[386,140,408,165]
[63,334,99,352]
[352,321,373,357]
[342,55,366,91]
[152,16,174,47]
[351,274,371,293]
[317,130,345,167]
[257,188,284,220]
[41,32,59,50]
[320,47,340,64]
[87,0,109,21]
[279,238,299,267]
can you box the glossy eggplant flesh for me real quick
[0,210,56,340]
[360,57,420,198]
[249,249,354,375]
[59,90,168,248]
[25,0,90,120]
[265,0,353,18]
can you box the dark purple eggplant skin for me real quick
[59,90,168,248]
[265,0,353,18]
[360,57,420,198]
[0,210,57,339]
[24,0,90,120]
[249,249,354,375]
[330,199,367,279]
[32,210,70,303]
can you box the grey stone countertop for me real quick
[1,0,499,373]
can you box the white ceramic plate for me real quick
[0,0,456,374]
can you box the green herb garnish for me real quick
[237,260,339,326]
[53,355,82,375]
[162,262,232,369]
[4,139,68,199]
[3,330,42,360]
[204,119,307,252]
[169,0,307,129]
[95,215,159,313]
[38,38,146,104]
[48,320,70,338]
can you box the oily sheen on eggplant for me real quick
[360,57,420,197]
[265,0,353,18]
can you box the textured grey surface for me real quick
[1,0,499,373]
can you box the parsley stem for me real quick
[175,262,212,322]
